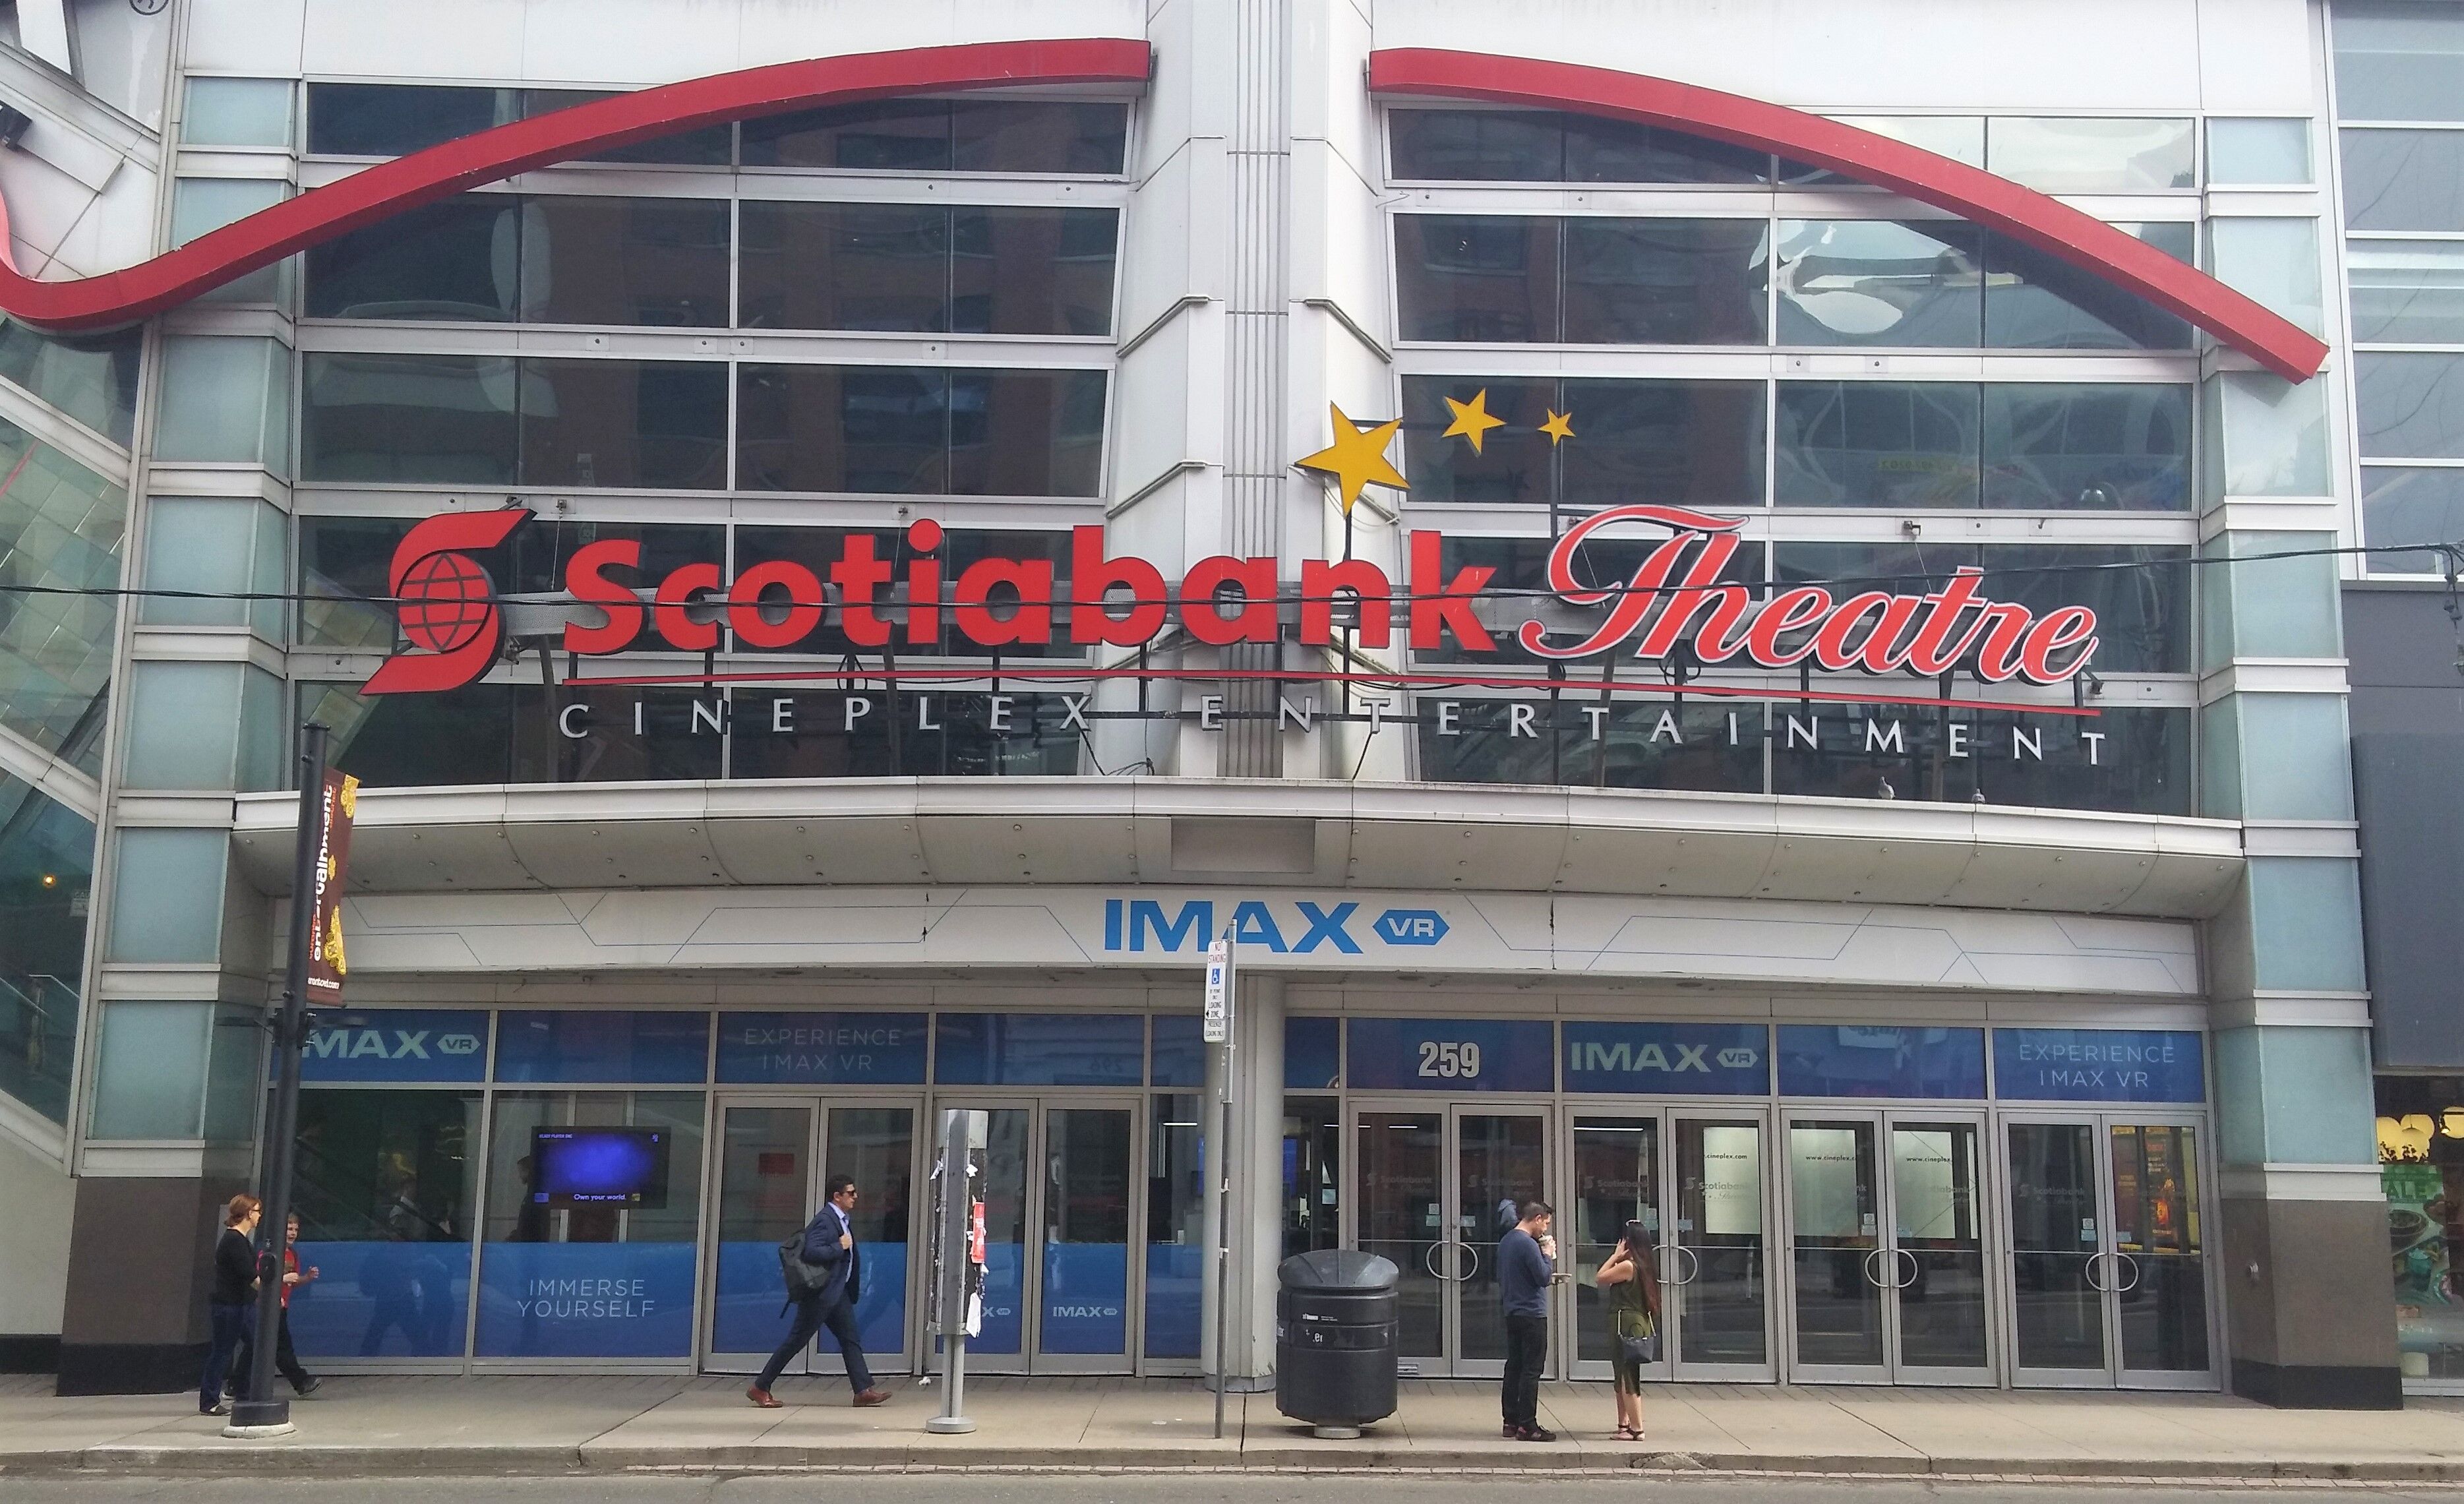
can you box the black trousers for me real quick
[1501,1311,1548,1429]
[756,1292,873,1393]
[233,1307,313,1395]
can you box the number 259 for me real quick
[1418,1040,1482,1079]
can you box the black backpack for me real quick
[777,1217,831,1307]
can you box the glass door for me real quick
[948,1102,1033,1371]
[1670,1110,1776,1380]
[704,1099,815,1372]
[809,1104,918,1378]
[1036,1100,1140,1371]
[2109,1119,2213,1389]
[1998,1114,2215,1389]
[1784,1109,1994,1384]
[1350,1102,1551,1377]
[1567,1114,1664,1382]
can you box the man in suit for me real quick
[748,1174,889,1408]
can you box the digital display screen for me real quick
[530,1128,669,1208]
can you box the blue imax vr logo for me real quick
[306,1027,483,1061]
[1102,900,1451,954]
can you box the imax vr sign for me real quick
[1102,898,1453,955]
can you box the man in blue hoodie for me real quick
[1497,1199,1556,1441]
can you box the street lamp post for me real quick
[227,722,330,1437]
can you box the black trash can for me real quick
[1275,1249,1398,1437]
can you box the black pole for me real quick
[231,721,328,1431]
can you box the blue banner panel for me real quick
[494,1011,711,1085]
[300,1010,489,1084]
[1151,1013,1204,1089]
[818,1242,909,1359]
[975,1241,1025,1355]
[1040,1241,1129,1355]
[1344,1017,1555,1093]
[1992,1029,2206,1103]
[1144,1242,1203,1358]
[1563,1022,1770,1096]
[472,1241,696,1357]
[1777,1025,1987,1100]
[711,1238,912,1359]
[287,1240,471,1358]
[714,1013,928,1085]
[1284,1015,1340,1090]
[932,1013,1145,1087]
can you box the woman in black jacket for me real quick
[200,1193,261,1416]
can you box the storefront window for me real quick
[2378,1075,2464,1381]
[1146,1091,1205,1359]
[475,1090,706,1358]
[291,1087,481,1360]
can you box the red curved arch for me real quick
[1369,48,2328,382]
[0,38,1151,332]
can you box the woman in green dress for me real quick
[1594,1218,1661,1441]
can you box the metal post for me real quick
[1207,929,1236,1440]
[926,1107,978,1435]
[229,721,328,1436]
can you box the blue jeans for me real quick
[200,1300,253,1410]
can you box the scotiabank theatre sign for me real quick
[364,502,2101,697]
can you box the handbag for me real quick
[1617,1329,1659,1366]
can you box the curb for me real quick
[7,1444,2464,1483]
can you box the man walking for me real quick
[1498,1198,1556,1442]
[748,1174,889,1409]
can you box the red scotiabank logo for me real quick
[362,503,2099,695]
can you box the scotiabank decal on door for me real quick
[363,502,2099,697]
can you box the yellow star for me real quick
[1294,402,1408,514]
[1539,409,1576,446]
[1441,388,1509,454]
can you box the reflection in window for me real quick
[1770,704,2190,814]
[2349,242,2464,343]
[1400,376,1764,510]
[290,1088,481,1359]
[2360,467,2464,574]
[2333,1,2464,124]
[1417,697,1764,794]
[0,321,139,444]
[306,194,728,326]
[736,365,1106,496]
[1775,221,1983,347]
[1776,382,1982,507]
[2341,131,2464,233]
[1985,117,2195,193]
[2359,353,2464,460]
[738,202,1117,335]
[1388,108,1770,183]
[1981,225,2193,350]
[1396,216,1559,342]
[1983,384,2193,510]
[0,774,93,1124]
[742,100,1128,174]
[1561,218,1769,344]
[0,421,125,770]
[307,198,517,321]
[301,353,725,489]
[307,82,731,164]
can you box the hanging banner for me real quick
[305,768,361,1006]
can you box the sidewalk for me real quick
[3,1373,2462,1481]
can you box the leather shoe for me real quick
[746,1386,783,1409]
[853,1388,889,1406]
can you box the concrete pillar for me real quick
[1201,972,1284,1383]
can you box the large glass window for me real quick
[1400,375,1764,507]
[1397,215,1768,344]
[1779,382,2192,510]
[0,321,138,444]
[307,82,732,164]
[2334,2,2464,123]
[1775,220,1982,347]
[736,365,1106,496]
[740,203,1117,336]
[307,195,727,326]
[301,354,726,489]
[1389,107,1772,184]
[1983,117,2195,193]
[291,1087,481,1360]
[2359,353,2464,460]
[741,100,1128,174]
[0,774,92,1124]
[0,421,125,771]
[475,1090,705,1358]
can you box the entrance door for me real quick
[2002,1114,2214,1388]
[1564,1108,1774,1383]
[703,1098,920,1375]
[929,1098,1142,1373]
[1784,1109,1995,1385]
[1353,1103,1551,1377]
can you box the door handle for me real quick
[2110,1251,2141,1292]
[1673,1244,1701,1286]
[1424,1240,1483,1283]
[1892,1246,1921,1289]
[1862,1246,1888,1288]
[2083,1249,2109,1292]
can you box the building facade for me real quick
[0,0,2416,1406]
